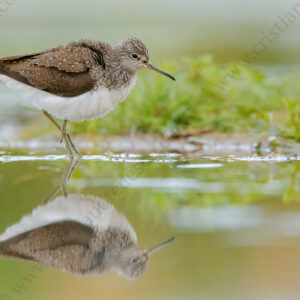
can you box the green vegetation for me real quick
[282,97,300,141]
[69,55,300,141]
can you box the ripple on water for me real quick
[0,154,184,163]
[177,163,223,169]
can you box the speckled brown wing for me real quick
[0,40,110,97]
[0,221,105,274]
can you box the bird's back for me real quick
[0,40,110,97]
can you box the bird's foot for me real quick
[67,152,82,160]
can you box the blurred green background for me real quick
[1,0,300,63]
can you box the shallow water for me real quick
[0,151,299,300]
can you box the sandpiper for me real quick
[0,193,174,279]
[0,37,175,158]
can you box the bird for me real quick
[0,193,174,280]
[0,37,175,158]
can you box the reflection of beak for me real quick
[147,63,176,81]
[146,236,175,256]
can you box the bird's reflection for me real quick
[0,160,174,280]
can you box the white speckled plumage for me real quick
[0,74,137,122]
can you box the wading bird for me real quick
[0,193,174,279]
[0,37,175,158]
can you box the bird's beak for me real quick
[146,236,175,256]
[147,63,176,81]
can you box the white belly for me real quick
[0,75,137,122]
[0,193,137,243]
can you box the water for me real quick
[0,151,300,300]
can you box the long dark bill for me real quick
[147,63,175,81]
[146,237,175,255]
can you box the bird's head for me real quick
[114,37,175,81]
[114,236,175,280]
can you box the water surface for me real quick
[0,151,300,300]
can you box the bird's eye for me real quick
[132,257,139,263]
[131,53,139,59]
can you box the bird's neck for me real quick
[99,51,137,90]
[92,227,135,251]
[108,66,136,90]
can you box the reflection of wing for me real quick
[0,40,109,97]
[0,221,105,275]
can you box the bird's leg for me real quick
[60,157,81,197]
[62,120,82,158]
[65,156,80,182]
[44,158,80,203]
[42,110,61,131]
[42,110,74,157]
[61,120,76,157]
[67,133,82,157]
[59,120,67,143]
[61,120,67,143]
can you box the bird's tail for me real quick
[0,240,31,260]
[0,63,4,74]
[0,241,12,257]
[0,62,30,86]
[0,62,9,76]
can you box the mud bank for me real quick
[0,133,299,157]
